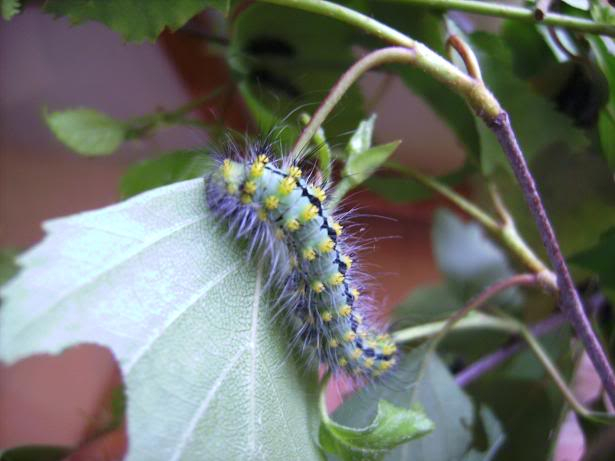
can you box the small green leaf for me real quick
[1,0,20,21]
[0,445,72,461]
[0,179,322,461]
[0,248,19,287]
[320,400,433,461]
[569,227,615,291]
[120,150,213,198]
[43,0,220,43]
[461,407,505,461]
[44,108,127,156]
[343,141,401,187]
[431,209,522,305]
[333,345,488,461]
[346,114,376,158]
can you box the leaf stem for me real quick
[488,111,615,407]
[388,162,552,279]
[390,0,615,37]
[319,371,332,424]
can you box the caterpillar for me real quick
[205,140,397,379]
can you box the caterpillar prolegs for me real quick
[205,141,397,379]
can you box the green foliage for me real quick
[466,31,589,174]
[365,3,480,158]
[332,345,500,460]
[44,108,127,156]
[431,209,521,306]
[570,227,615,292]
[43,0,224,43]
[319,400,434,461]
[120,150,213,198]
[0,180,322,461]
[0,248,19,287]
[1,0,20,20]
[229,3,364,142]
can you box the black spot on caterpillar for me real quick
[205,140,397,379]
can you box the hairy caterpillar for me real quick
[205,140,397,379]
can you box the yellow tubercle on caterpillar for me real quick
[222,159,233,181]
[302,248,316,261]
[243,180,257,195]
[364,358,375,368]
[240,194,252,204]
[339,304,352,317]
[341,255,353,269]
[379,359,395,371]
[264,195,279,210]
[329,338,339,348]
[257,154,269,164]
[339,357,348,367]
[329,272,344,286]
[322,311,333,322]
[382,344,397,356]
[351,288,360,300]
[312,186,326,202]
[343,330,357,342]
[351,348,363,360]
[275,228,285,240]
[300,204,319,222]
[250,160,265,178]
[258,209,268,221]
[285,219,300,232]
[288,166,302,179]
[289,256,298,268]
[278,176,296,195]
[226,184,238,195]
[311,281,325,293]
[332,222,343,236]
[319,238,335,254]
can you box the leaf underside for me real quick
[0,179,321,461]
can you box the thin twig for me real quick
[488,112,615,406]
[391,0,615,37]
[446,35,483,82]
[534,0,554,21]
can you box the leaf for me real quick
[120,150,213,198]
[343,141,401,187]
[569,227,615,291]
[431,209,522,306]
[392,283,461,327]
[365,3,480,157]
[0,445,73,461]
[44,108,127,156]
[466,32,589,174]
[461,407,505,461]
[589,36,615,169]
[43,0,221,43]
[332,345,485,461]
[229,3,364,141]
[346,114,376,158]
[1,0,20,21]
[0,179,322,461]
[0,248,19,287]
[319,400,434,461]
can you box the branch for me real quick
[488,112,615,406]
[391,0,615,37]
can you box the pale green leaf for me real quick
[346,114,376,158]
[1,0,20,21]
[0,179,321,461]
[43,0,222,43]
[320,400,433,461]
[44,108,127,156]
[333,345,479,461]
[343,141,401,187]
